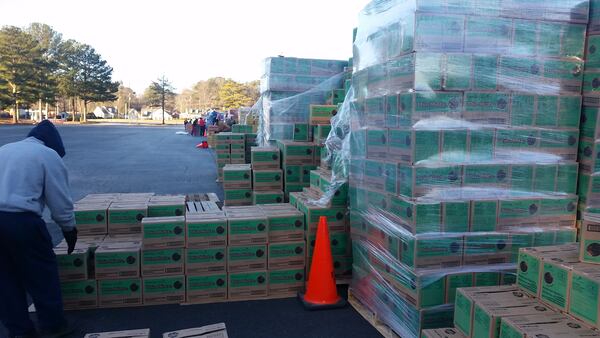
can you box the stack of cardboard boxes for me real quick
[258,57,348,142]
[345,1,587,337]
[57,193,308,309]
[250,146,284,205]
[214,128,257,182]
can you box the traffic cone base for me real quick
[298,216,347,311]
[298,291,347,311]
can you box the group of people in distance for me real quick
[184,117,207,137]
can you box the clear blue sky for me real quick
[0,0,367,93]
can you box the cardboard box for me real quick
[268,241,305,269]
[580,218,600,264]
[84,329,150,338]
[421,328,466,338]
[472,302,552,338]
[499,313,598,338]
[186,274,227,304]
[95,242,141,280]
[60,280,97,310]
[396,164,462,198]
[399,233,463,269]
[228,271,267,300]
[264,208,305,243]
[252,169,283,191]
[569,267,600,327]
[388,196,442,234]
[252,190,284,205]
[55,245,90,281]
[453,285,529,337]
[277,141,315,165]
[497,198,540,229]
[141,216,185,249]
[227,245,267,272]
[223,164,252,190]
[230,143,245,153]
[162,323,228,338]
[309,105,337,125]
[97,278,142,308]
[516,244,579,297]
[268,268,305,298]
[141,248,184,277]
[250,147,280,170]
[108,203,147,235]
[226,212,268,245]
[223,189,252,206]
[307,232,350,257]
[293,123,310,141]
[142,275,185,305]
[185,247,226,275]
[186,215,227,249]
[75,203,109,235]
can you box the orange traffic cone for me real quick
[298,216,347,310]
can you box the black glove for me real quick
[62,228,78,254]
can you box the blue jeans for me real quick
[0,212,66,337]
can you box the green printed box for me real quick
[302,165,316,183]
[95,242,141,280]
[319,176,348,207]
[444,53,471,91]
[228,271,267,300]
[555,162,578,194]
[108,203,147,235]
[328,89,345,105]
[472,302,551,338]
[55,246,90,281]
[61,280,98,310]
[474,272,500,287]
[465,16,512,53]
[223,189,252,206]
[215,133,230,143]
[463,92,510,125]
[497,198,540,228]
[400,233,463,269]
[98,278,142,308]
[509,164,535,191]
[569,267,600,328]
[284,182,306,195]
[227,245,267,272]
[186,215,227,248]
[539,196,577,227]
[268,268,305,298]
[228,133,245,144]
[252,190,284,205]
[463,234,511,263]
[579,138,600,174]
[388,196,441,234]
[366,128,388,159]
[283,164,301,183]
[533,164,558,192]
[141,248,184,277]
[440,129,468,163]
[463,164,510,188]
[366,96,385,126]
[442,201,469,233]
[516,245,579,297]
[314,124,332,142]
[298,202,347,234]
[266,210,305,243]
[494,129,539,153]
[396,92,463,128]
[540,256,580,311]
[293,124,310,141]
[534,95,581,129]
[268,241,305,269]
[227,214,268,245]
[141,216,185,249]
[307,232,350,257]
[253,169,283,191]
[309,170,321,190]
[364,159,385,191]
[445,273,473,304]
[388,129,440,164]
[581,219,600,264]
[74,203,109,235]
[309,105,337,125]
[185,247,226,275]
[469,200,498,232]
[186,274,227,303]
[538,129,579,160]
[229,152,246,164]
[142,275,185,305]
[230,143,245,153]
[215,143,230,154]
[250,147,280,170]
[147,201,185,218]
[580,106,600,139]
[414,13,465,52]
[398,164,462,198]
[277,140,314,165]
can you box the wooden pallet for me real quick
[347,288,401,338]
[186,193,220,203]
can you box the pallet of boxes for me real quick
[56,192,308,309]
[344,0,586,337]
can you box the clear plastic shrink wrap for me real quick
[319,0,588,336]
[256,57,348,144]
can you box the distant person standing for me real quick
[198,118,206,137]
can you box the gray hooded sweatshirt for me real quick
[0,122,75,231]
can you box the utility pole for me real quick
[161,75,166,125]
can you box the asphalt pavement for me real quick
[0,124,379,338]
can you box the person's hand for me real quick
[62,228,78,254]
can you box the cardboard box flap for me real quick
[141,216,185,224]
[84,328,150,338]
[162,323,228,338]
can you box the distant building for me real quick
[142,108,173,121]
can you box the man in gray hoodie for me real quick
[0,121,77,338]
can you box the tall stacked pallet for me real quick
[258,57,348,143]
[344,1,586,337]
